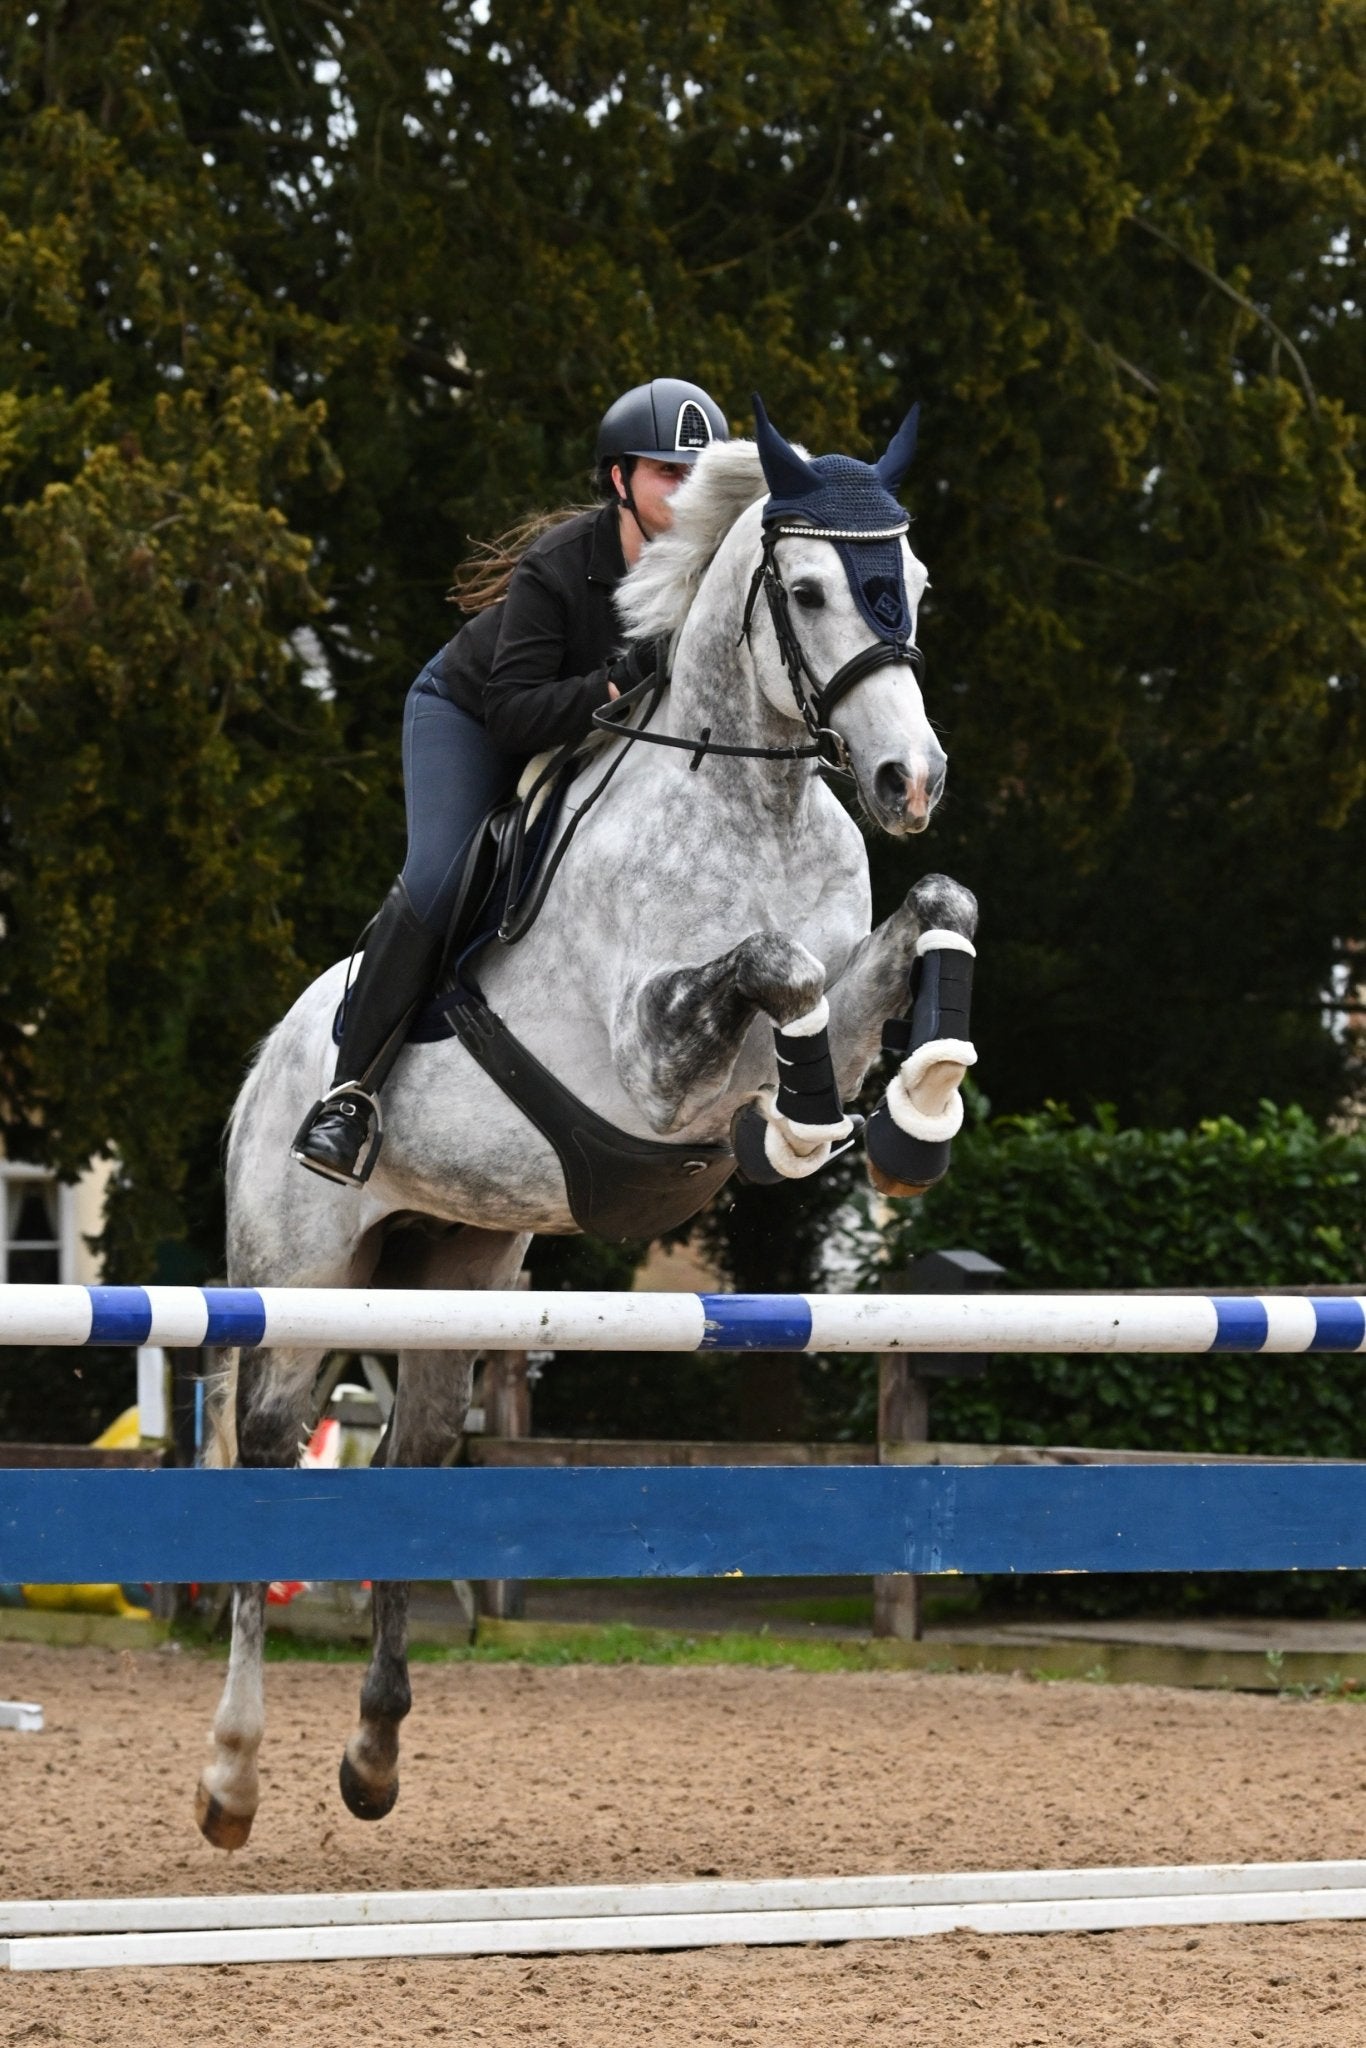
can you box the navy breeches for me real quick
[400,662,526,933]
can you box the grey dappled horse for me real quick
[197,415,977,1849]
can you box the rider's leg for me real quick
[290,875,440,1185]
[292,669,523,1186]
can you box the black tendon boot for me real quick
[864,931,977,1197]
[291,879,441,1187]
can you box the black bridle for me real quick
[739,522,925,771]
[500,523,924,943]
[591,521,925,775]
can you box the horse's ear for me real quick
[753,393,821,503]
[874,403,921,491]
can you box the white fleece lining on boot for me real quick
[762,1119,835,1179]
[885,1036,978,1142]
[779,1112,854,1144]
[748,1087,848,1180]
[768,996,830,1037]
[914,928,977,959]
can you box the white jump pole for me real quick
[6,1859,1366,1938]
[0,1285,1363,1354]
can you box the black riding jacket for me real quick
[435,504,626,753]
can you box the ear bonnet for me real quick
[753,395,920,644]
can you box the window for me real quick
[1,1169,71,1284]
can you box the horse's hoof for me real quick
[339,1753,399,1822]
[730,1104,786,1186]
[867,1159,937,1199]
[195,1780,255,1850]
[864,1101,951,1199]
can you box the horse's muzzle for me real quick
[871,753,946,834]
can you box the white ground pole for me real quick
[7,1863,1366,1970]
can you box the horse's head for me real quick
[746,396,945,836]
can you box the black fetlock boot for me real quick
[291,879,441,1188]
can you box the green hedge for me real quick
[875,1103,1365,1458]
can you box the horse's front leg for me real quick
[826,872,979,1197]
[196,1343,323,1849]
[615,930,852,1180]
[339,1226,529,1823]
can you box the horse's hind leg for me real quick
[196,1344,322,1849]
[339,1225,530,1823]
[337,1366,476,1822]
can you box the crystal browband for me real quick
[770,521,910,542]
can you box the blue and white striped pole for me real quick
[0,1285,1362,1353]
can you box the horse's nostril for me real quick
[873,761,908,814]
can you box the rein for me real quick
[591,669,821,769]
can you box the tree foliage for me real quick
[0,0,1361,1272]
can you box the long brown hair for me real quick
[449,503,597,613]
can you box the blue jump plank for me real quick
[3,1465,1366,1584]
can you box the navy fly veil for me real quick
[753,396,921,647]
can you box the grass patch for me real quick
[758,1594,873,1628]
[761,1586,982,1628]
[468,1623,889,1671]
[1275,1672,1366,1703]
[179,1618,920,1673]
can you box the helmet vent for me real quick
[675,401,712,451]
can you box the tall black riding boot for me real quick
[291,878,441,1188]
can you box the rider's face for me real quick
[616,457,691,539]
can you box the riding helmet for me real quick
[595,379,729,467]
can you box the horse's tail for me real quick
[201,1347,239,1469]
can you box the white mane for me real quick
[615,438,772,643]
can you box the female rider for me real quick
[292,377,730,1187]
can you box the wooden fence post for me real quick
[873,1250,1006,1642]
[475,1273,531,1621]
[873,1353,929,1639]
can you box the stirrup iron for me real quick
[290,1083,385,1189]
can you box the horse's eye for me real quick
[792,583,825,610]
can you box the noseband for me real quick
[738,523,925,772]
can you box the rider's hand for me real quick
[610,635,668,694]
